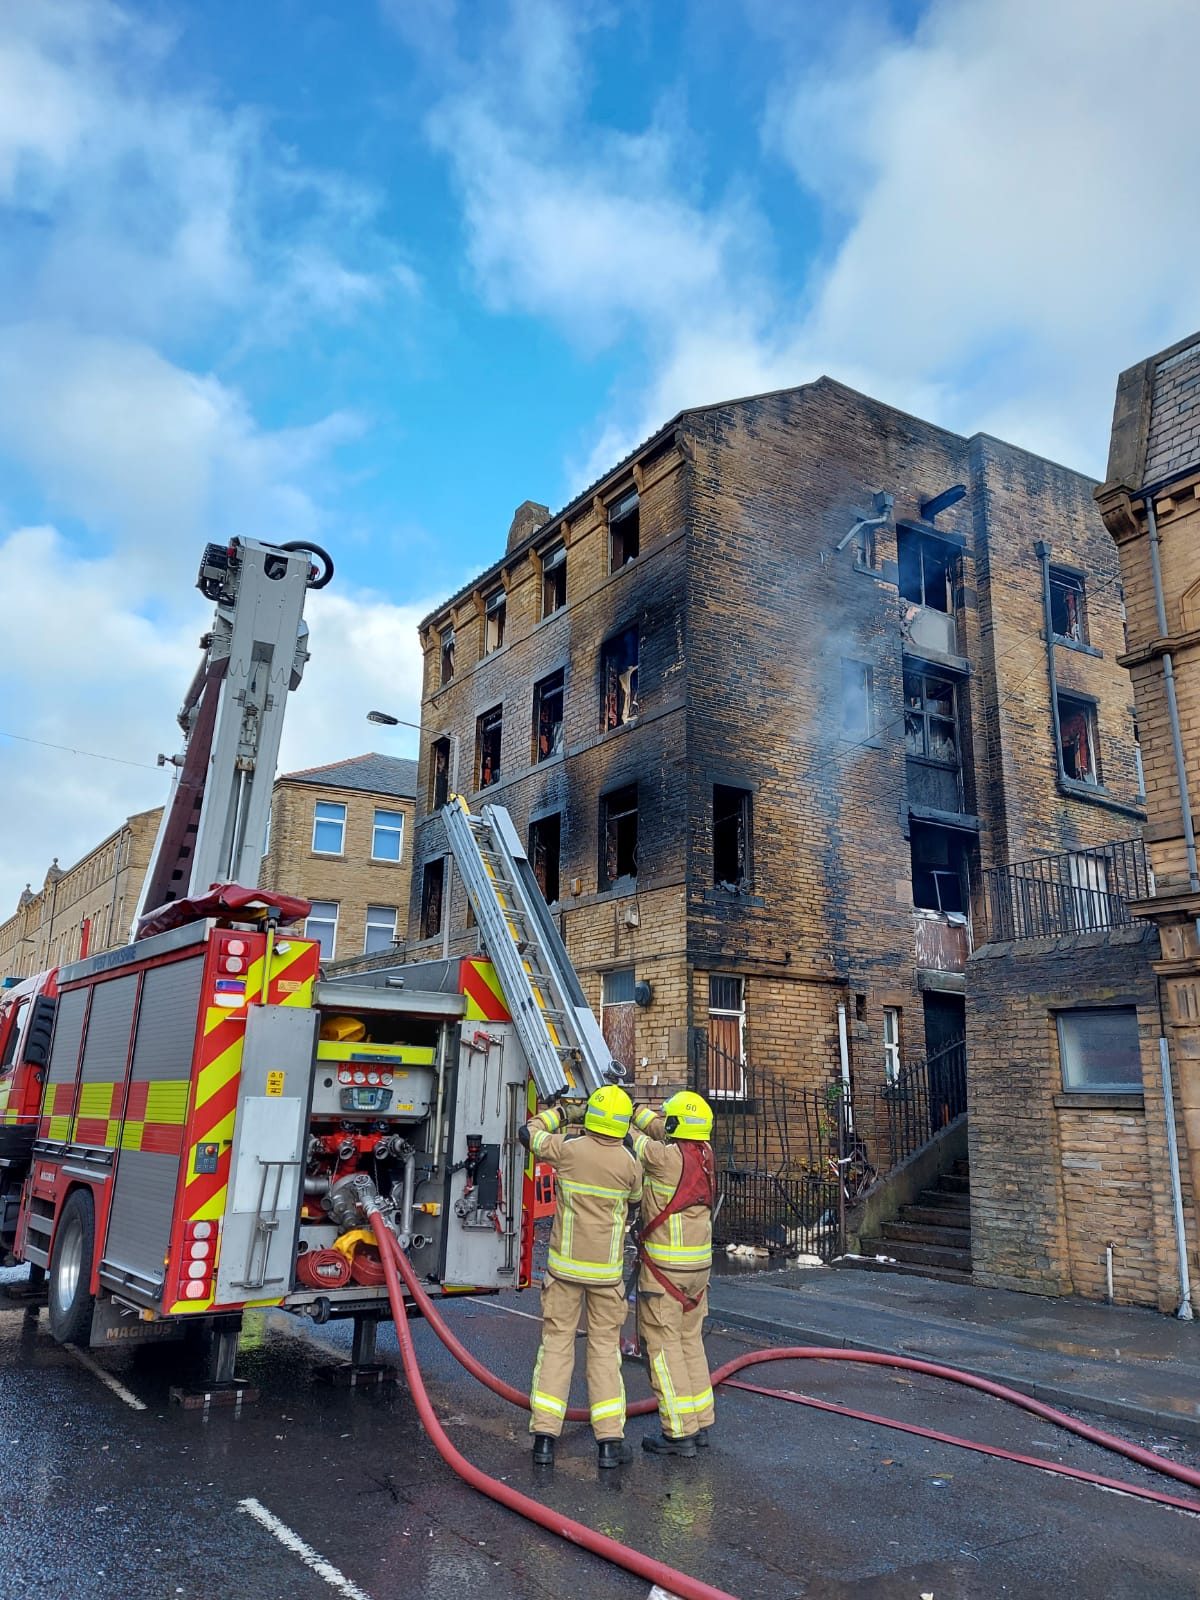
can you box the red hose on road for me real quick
[369,1207,739,1600]
[383,1231,1200,1500]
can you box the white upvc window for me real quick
[312,800,347,854]
[305,901,339,960]
[883,1007,901,1085]
[372,809,404,862]
[364,905,398,954]
[708,975,747,1099]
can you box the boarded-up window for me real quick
[602,626,639,730]
[708,975,746,1098]
[713,786,751,888]
[601,784,638,886]
[534,670,565,762]
[601,968,637,1074]
[528,813,561,905]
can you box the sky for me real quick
[1,0,1199,914]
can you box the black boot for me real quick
[597,1438,634,1468]
[642,1432,697,1457]
[532,1434,555,1466]
[695,1427,711,1448]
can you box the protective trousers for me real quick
[637,1270,714,1439]
[529,1274,629,1440]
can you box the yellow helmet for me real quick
[662,1090,713,1141]
[584,1084,634,1139]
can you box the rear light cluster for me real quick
[337,1068,394,1088]
[177,1219,218,1303]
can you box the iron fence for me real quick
[693,1038,845,1260]
[982,836,1150,943]
[861,1036,967,1172]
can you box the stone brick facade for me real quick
[408,378,1143,1135]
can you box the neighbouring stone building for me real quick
[408,377,1144,1163]
[1,753,417,986]
[967,332,1200,1314]
[258,753,418,965]
[0,808,163,983]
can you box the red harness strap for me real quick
[637,1141,716,1313]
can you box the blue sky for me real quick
[1,0,1198,913]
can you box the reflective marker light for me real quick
[185,1282,206,1300]
[189,1241,210,1261]
[227,939,247,956]
[224,957,244,974]
[191,1222,213,1240]
[187,1260,207,1280]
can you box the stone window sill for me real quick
[1052,634,1103,658]
[1053,1092,1144,1110]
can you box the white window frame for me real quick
[372,809,405,862]
[363,905,398,954]
[883,1007,901,1085]
[708,975,747,1099]
[312,800,346,855]
[305,900,339,960]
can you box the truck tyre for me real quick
[48,1189,96,1345]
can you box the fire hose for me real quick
[367,1211,1200,1600]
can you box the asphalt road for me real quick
[1,1271,1198,1600]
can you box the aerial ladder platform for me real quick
[442,797,625,1104]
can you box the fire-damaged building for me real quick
[407,377,1145,1261]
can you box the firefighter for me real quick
[519,1084,643,1468]
[630,1090,716,1457]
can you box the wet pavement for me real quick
[707,1265,1200,1438]
[1,1267,1200,1599]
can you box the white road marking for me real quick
[464,1295,543,1323]
[648,1587,684,1599]
[238,1497,373,1600]
[65,1345,147,1411]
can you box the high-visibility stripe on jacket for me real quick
[631,1109,713,1273]
[528,1108,642,1286]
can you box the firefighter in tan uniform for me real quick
[631,1090,716,1457]
[519,1084,643,1468]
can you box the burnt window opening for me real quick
[854,523,877,569]
[476,705,503,789]
[1050,568,1087,644]
[1058,694,1100,786]
[910,821,968,915]
[541,542,566,617]
[528,813,562,905]
[841,660,874,741]
[483,589,506,654]
[713,785,751,889]
[898,529,954,614]
[439,626,456,686]
[420,858,444,940]
[601,784,638,886]
[609,489,640,571]
[534,670,565,763]
[430,736,451,811]
[904,668,958,765]
[602,625,639,730]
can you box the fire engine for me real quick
[0,536,620,1391]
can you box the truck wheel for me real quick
[48,1189,96,1345]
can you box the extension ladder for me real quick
[442,798,624,1102]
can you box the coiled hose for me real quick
[371,1219,1200,1599]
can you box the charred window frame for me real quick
[904,668,959,765]
[528,813,562,905]
[608,489,640,571]
[713,785,751,889]
[1058,693,1100,787]
[476,705,503,790]
[419,859,444,941]
[601,625,639,731]
[430,736,451,810]
[1049,567,1088,644]
[910,821,968,915]
[541,542,566,617]
[898,529,954,613]
[483,589,506,654]
[841,660,874,741]
[439,626,456,686]
[533,670,565,763]
[601,783,638,887]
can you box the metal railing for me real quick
[860,1037,967,1172]
[981,836,1150,943]
[693,1038,845,1260]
